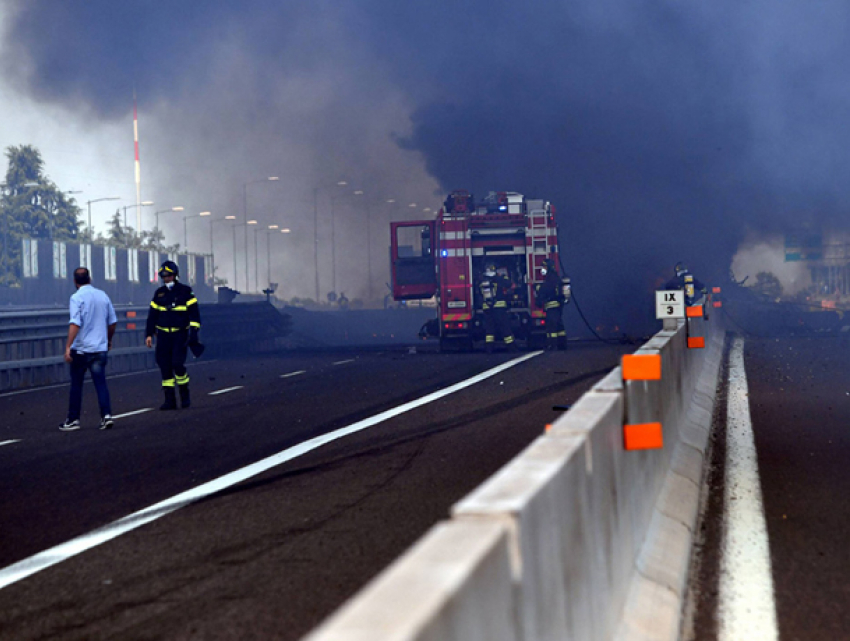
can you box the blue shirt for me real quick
[69,285,117,353]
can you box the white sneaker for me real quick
[59,419,81,431]
[99,415,114,430]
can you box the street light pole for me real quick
[313,188,319,301]
[153,206,184,248]
[312,181,348,302]
[353,190,372,303]
[242,176,279,292]
[210,215,236,288]
[331,196,336,296]
[86,196,120,238]
[183,211,211,250]
[123,201,154,228]
[233,219,257,292]
[254,226,259,292]
[262,226,289,293]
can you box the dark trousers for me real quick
[67,350,111,420]
[545,304,566,348]
[484,306,515,346]
[155,329,189,385]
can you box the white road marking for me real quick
[113,408,154,419]
[0,440,20,448]
[0,361,218,398]
[0,351,541,590]
[208,386,244,396]
[719,336,778,640]
[280,370,306,378]
[333,359,355,365]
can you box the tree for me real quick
[1,145,82,284]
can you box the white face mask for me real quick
[165,282,175,289]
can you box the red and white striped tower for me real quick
[133,89,142,229]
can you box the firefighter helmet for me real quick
[675,262,688,278]
[484,263,496,277]
[159,260,179,278]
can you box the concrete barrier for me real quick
[303,520,518,641]
[303,319,725,641]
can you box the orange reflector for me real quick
[687,336,705,349]
[545,424,553,433]
[624,422,663,450]
[126,311,137,318]
[621,354,661,381]
[713,301,722,308]
[686,306,703,318]
[712,287,721,294]
[127,322,137,330]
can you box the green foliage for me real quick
[89,209,181,253]
[1,145,84,284]
[0,145,191,285]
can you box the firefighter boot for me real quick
[178,383,191,409]
[557,335,567,351]
[160,386,178,410]
[547,335,558,351]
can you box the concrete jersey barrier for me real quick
[304,318,725,641]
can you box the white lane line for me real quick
[0,440,21,448]
[333,359,355,365]
[280,370,306,379]
[719,336,778,640]
[0,351,541,590]
[208,386,244,396]
[0,361,218,398]
[113,408,154,419]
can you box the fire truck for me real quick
[389,190,564,350]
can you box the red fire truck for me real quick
[390,190,562,350]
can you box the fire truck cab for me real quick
[390,190,561,351]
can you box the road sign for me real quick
[656,290,685,319]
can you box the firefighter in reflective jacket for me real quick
[145,261,201,410]
[665,262,706,306]
[479,264,516,352]
[535,258,569,350]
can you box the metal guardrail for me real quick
[0,302,291,392]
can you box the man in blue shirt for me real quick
[60,267,118,431]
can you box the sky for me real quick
[2,0,849,332]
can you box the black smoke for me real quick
[4,0,850,334]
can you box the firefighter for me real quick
[665,262,706,306]
[479,264,517,352]
[145,261,201,410]
[535,258,568,350]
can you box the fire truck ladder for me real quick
[528,206,550,271]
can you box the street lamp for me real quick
[242,177,279,292]
[183,211,211,250]
[313,180,348,302]
[259,225,291,292]
[209,215,236,288]
[233,219,257,292]
[86,196,121,237]
[351,190,374,303]
[154,206,184,247]
[123,201,154,228]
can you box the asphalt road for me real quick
[0,341,633,640]
[688,334,850,640]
